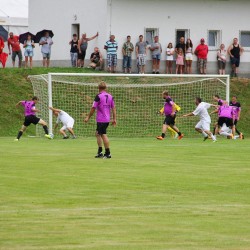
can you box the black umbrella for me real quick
[35,29,54,43]
[0,25,8,42]
[19,32,36,44]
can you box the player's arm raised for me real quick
[182,112,194,117]
[49,107,61,113]
[15,101,22,107]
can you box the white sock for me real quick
[210,134,216,141]
[220,131,231,137]
[202,131,208,137]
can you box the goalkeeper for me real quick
[49,107,76,139]
[156,91,184,140]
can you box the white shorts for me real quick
[195,120,210,131]
[61,118,74,131]
[185,53,193,61]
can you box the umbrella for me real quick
[19,32,36,44]
[35,29,54,43]
[0,25,8,42]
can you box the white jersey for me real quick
[56,110,74,125]
[192,102,211,123]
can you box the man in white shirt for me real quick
[49,107,76,139]
[183,97,217,142]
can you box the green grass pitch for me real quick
[0,136,250,249]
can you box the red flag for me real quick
[0,52,8,68]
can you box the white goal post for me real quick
[29,73,230,138]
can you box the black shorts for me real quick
[163,115,176,126]
[24,115,40,127]
[96,122,109,135]
[78,50,86,60]
[218,117,233,127]
[230,57,240,67]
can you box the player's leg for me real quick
[202,122,216,142]
[15,125,27,141]
[171,124,184,139]
[156,118,168,140]
[18,51,22,68]
[12,52,16,67]
[98,123,111,158]
[38,118,52,139]
[60,125,68,139]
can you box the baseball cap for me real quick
[200,38,205,42]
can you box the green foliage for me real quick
[0,137,250,249]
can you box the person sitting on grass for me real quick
[49,107,76,139]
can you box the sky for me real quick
[0,0,28,18]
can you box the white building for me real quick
[29,0,250,74]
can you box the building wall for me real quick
[27,0,250,74]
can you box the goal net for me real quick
[28,73,230,138]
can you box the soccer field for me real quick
[0,137,250,250]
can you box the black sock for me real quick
[161,133,165,138]
[105,148,110,155]
[98,147,102,154]
[43,125,49,135]
[213,127,216,135]
[178,132,182,136]
[236,128,241,135]
[17,131,23,139]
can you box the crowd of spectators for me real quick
[0,31,245,76]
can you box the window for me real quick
[240,31,250,47]
[145,28,159,45]
[175,29,190,45]
[208,30,221,49]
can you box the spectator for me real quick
[39,31,53,68]
[89,47,103,70]
[175,37,186,73]
[122,35,134,73]
[104,34,118,73]
[23,34,35,69]
[227,38,244,77]
[0,36,8,68]
[217,44,227,75]
[176,48,184,74]
[69,34,78,67]
[78,32,98,68]
[135,35,147,74]
[149,35,162,74]
[194,38,208,74]
[185,38,193,74]
[7,32,22,68]
[166,42,174,74]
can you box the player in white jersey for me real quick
[183,97,217,142]
[49,107,76,139]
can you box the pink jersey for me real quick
[164,96,174,116]
[92,91,115,123]
[21,101,36,116]
[230,101,241,120]
[218,105,233,119]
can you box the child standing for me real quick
[166,42,174,74]
[176,48,184,74]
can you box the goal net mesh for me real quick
[29,74,229,138]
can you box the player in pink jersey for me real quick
[230,96,244,139]
[15,96,52,141]
[84,82,117,159]
[214,101,235,139]
[156,90,184,140]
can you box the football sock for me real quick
[43,125,49,135]
[220,131,231,137]
[161,133,165,138]
[17,131,23,139]
[236,128,241,135]
[202,131,207,137]
[105,148,110,155]
[177,132,182,136]
[98,147,102,154]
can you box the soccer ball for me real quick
[49,133,54,139]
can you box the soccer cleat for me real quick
[14,138,19,141]
[178,134,184,140]
[72,135,77,139]
[103,154,111,159]
[156,136,164,140]
[95,153,103,158]
[45,134,52,139]
[63,136,69,139]
[203,136,208,141]
[212,140,217,143]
